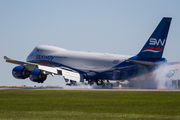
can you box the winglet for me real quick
[4,56,10,61]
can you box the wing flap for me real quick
[37,65,57,74]
[56,68,84,82]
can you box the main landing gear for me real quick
[64,77,113,89]
[65,79,77,86]
[87,79,113,89]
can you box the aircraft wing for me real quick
[4,56,84,82]
[4,56,30,66]
[4,56,57,73]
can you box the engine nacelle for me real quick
[158,58,167,63]
[12,66,31,79]
[29,69,47,83]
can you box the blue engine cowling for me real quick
[12,66,31,79]
[158,58,167,63]
[29,69,47,83]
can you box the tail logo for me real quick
[142,38,166,53]
[149,38,166,46]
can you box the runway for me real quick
[1,87,180,91]
[62,88,180,91]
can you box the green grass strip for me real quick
[0,90,180,120]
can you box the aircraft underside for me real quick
[63,65,155,89]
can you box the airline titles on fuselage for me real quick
[36,54,55,61]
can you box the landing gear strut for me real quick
[88,79,95,85]
[66,80,77,86]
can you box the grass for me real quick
[0,90,180,120]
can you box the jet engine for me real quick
[12,66,31,79]
[29,69,47,83]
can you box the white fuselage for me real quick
[27,45,132,72]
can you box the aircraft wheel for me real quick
[88,80,95,86]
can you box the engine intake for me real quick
[29,69,47,83]
[12,66,31,79]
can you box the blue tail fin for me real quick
[137,17,172,59]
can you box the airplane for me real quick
[4,17,174,88]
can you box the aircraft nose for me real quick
[26,48,36,62]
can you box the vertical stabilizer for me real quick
[137,17,172,59]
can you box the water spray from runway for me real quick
[153,63,180,89]
[121,62,180,89]
[153,64,171,89]
[63,84,95,89]
[63,83,107,89]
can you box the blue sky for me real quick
[0,0,180,87]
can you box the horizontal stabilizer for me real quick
[126,59,157,67]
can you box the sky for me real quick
[0,0,180,87]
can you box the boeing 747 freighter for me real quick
[5,17,175,87]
